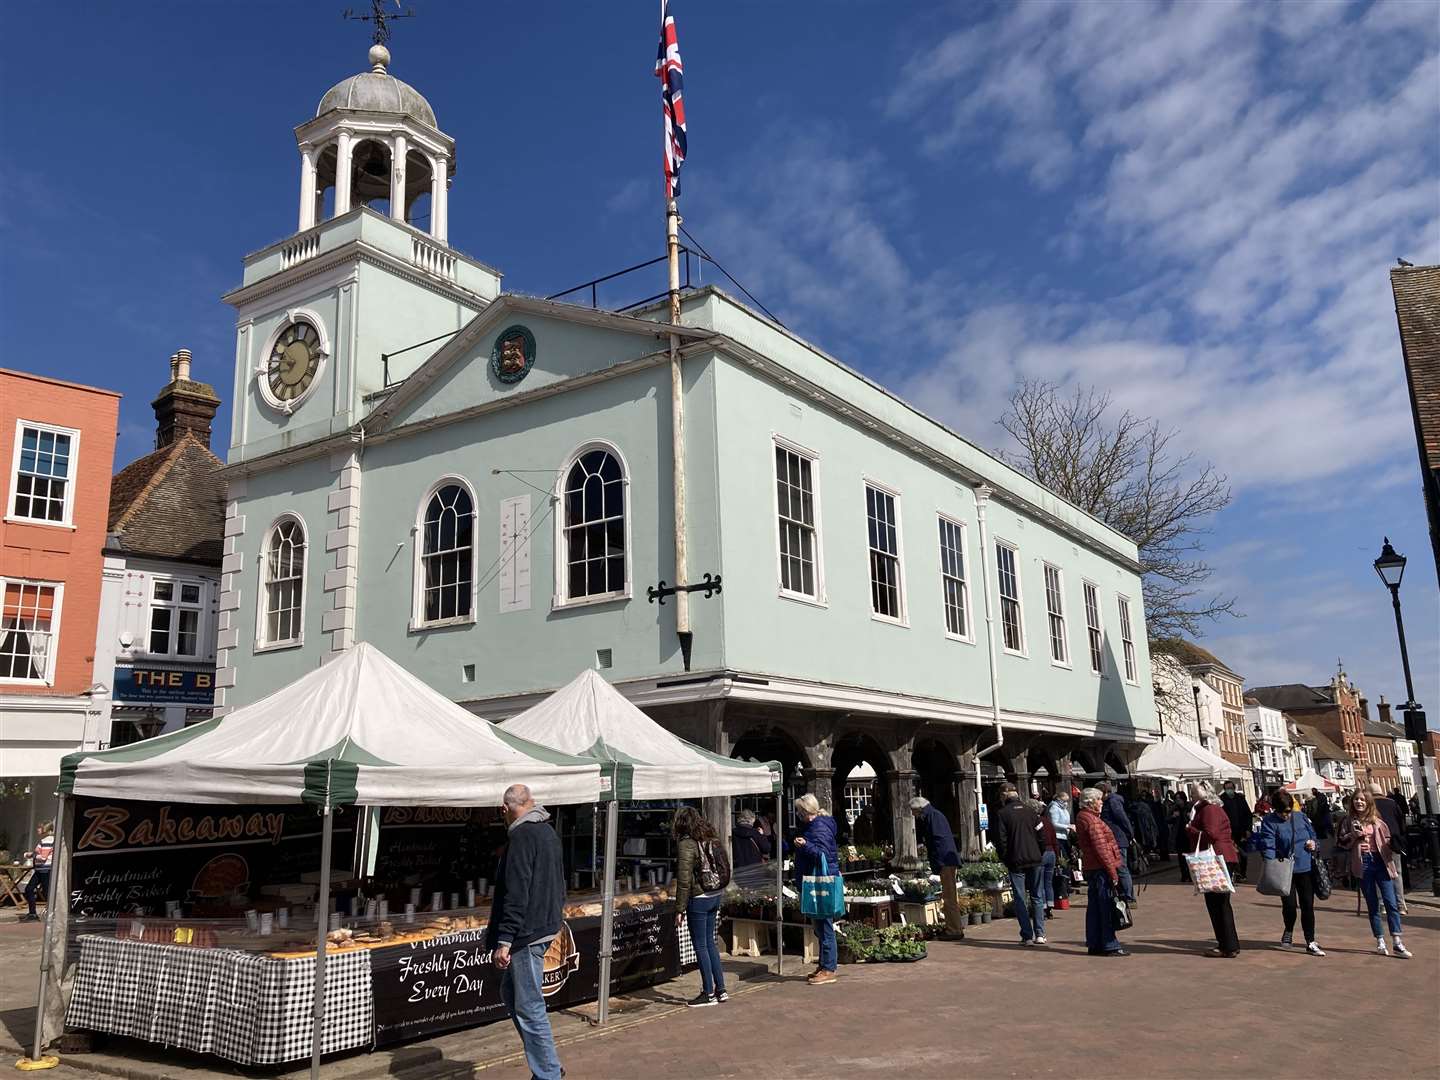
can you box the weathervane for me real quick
[343,0,415,47]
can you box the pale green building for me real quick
[217,45,1157,859]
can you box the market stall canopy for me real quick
[58,643,607,807]
[499,669,781,800]
[1285,768,1341,793]
[1133,734,1245,780]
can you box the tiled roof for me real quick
[1392,264,1440,473]
[1150,637,1241,679]
[1247,684,1332,711]
[1290,721,1351,763]
[107,431,225,565]
[1364,719,1406,740]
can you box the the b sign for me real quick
[113,666,216,706]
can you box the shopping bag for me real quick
[1112,896,1133,931]
[1184,846,1235,894]
[800,853,846,918]
[1255,855,1294,897]
[1312,854,1332,901]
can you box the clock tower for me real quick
[222,43,500,464]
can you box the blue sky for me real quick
[3,1,1437,721]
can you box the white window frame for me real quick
[411,475,479,630]
[993,538,1027,656]
[863,478,908,627]
[254,514,307,652]
[1042,562,1070,668]
[936,513,973,643]
[553,440,632,610]
[1117,593,1138,684]
[772,435,826,606]
[0,577,64,685]
[1082,580,1105,676]
[7,419,81,529]
[145,577,207,658]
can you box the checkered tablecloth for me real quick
[66,934,372,1065]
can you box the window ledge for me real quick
[3,515,76,531]
[869,613,910,629]
[1050,659,1073,670]
[777,589,827,609]
[409,615,477,633]
[944,631,976,645]
[552,591,631,612]
[1002,647,1029,659]
[0,676,54,687]
[254,640,303,655]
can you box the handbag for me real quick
[1185,844,1235,895]
[1112,895,1133,931]
[1256,818,1295,897]
[1313,849,1333,900]
[800,853,846,919]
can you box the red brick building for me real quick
[1249,670,1370,776]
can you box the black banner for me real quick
[371,898,679,1047]
[372,807,503,892]
[68,797,355,918]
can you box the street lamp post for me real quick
[1373,537,1440,896]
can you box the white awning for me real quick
[1133,734,1245,780]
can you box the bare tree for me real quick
[999,379,1235,640]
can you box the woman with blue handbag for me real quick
[792,792,841,986]
[1259,789,1324,956]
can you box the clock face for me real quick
[266,320,322,404]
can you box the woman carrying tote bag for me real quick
[792,793,843,985]
[1259,789,1324,956]
[1185,782,1241,958]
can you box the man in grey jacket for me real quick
[487,784,565,1080]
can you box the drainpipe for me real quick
[972,484,1004,849]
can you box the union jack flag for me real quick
[655,2,687,199]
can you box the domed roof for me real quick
[316,46,437,129]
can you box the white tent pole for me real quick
[310,804,335,1080]
[774,790,784,977]
[596,798,620,1025]
[29,791,68,1062]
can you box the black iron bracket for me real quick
[647,573,722,605]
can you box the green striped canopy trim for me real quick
[296,738,396,808]
[491,725,626,802]
[58,716,226,794]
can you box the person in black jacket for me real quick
[1099,782,1136,902]
[910,797,964,939]
[1372,784,1409,909]
[1220,781,1253,882]
[731,809,772,869]
[993,784,1047,946]
[486,784,565,1080]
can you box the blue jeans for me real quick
[687,894,726,996]
[1008,866,1046,941]
[1360,854,1402,938]
[1115,845,1135,901]
[500,940,563,1080]
[1038,851,1057,907]
[1085,870,1121,953]
[812,918,836,971]
[24,866,49,917]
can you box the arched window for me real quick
[261,517,306,646]
[420,483,475,623]
[560,447,627,602]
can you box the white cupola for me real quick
[293,44,455,242]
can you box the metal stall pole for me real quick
[310,804,335,1080]
[596,798,620,1025]
[775,790,784,977]
[26,792,69,1067]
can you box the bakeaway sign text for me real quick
[68,797,354,918]
[371,901,681,1047]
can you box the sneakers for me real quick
[686,993,717,1008]
[1279,933,1293,950]
[1305,942,1326,957]
[715,989,730,1002]
[1020,938,1035,946]
[1375,938,1389,957]
[1033,935,1048,945]
[1392,939,1412,959]
[806,969,838,986]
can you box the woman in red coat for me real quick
[1185,781,1241,957]
[1075,788,1128,957]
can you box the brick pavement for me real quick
[5,867,1438,1079]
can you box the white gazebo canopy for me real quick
[59,643,606,808]
[1285,768,1341,793]
[1133,733,1245,780]
[499,669,779,800]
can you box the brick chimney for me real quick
[152,348,221,450]
[1378,695,1392,728]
